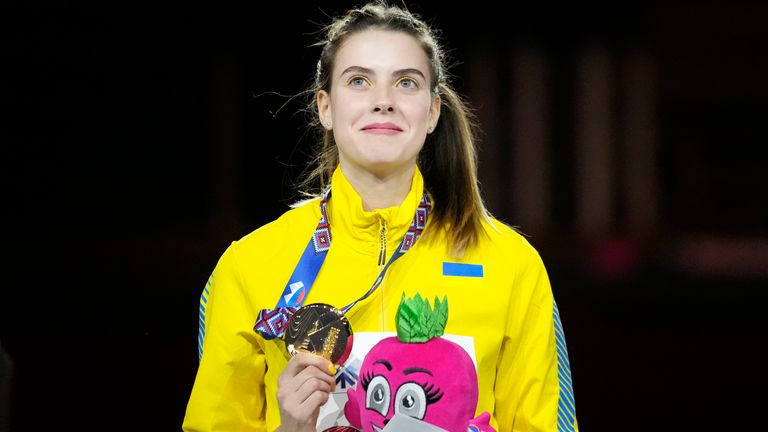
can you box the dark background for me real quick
[2,1,767,430]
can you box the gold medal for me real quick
[284,303,353,366]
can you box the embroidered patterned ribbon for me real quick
[254,192,431,340]
[253,306,298,340]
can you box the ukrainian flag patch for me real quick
[442,262,484,277]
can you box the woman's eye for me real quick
[397,78,418,89]
[349,76,367,86]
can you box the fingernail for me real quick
[327,363,337,375]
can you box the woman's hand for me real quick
[276,352,337,431]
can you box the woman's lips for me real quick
[362,122,403,135]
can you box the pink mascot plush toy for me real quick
[343,293,495,432]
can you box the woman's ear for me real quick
[317,90,333,130]
[429,94,441,132]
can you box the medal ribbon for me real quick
[254,191,431,340]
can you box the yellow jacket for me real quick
[183,166,578,432]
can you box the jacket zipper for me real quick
[378,219,388,330]
[378,220,387,267]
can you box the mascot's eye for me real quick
[394,382,427,419]
[365,375,391,416]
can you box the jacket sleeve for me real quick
[183,241,268,432]
[493,241,578,432]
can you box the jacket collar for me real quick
[327,165,424,248]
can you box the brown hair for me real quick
[301,1,491,255]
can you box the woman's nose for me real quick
[372,87,395,113]
[373,103,395,113]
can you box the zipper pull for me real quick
[378,221,387,267]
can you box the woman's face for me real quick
[317,30,440,178]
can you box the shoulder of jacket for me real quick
[230,198,321,253]
[478,217,543,262]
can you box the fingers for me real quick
[276,352,337,427]
[277,379,331,416]
[278,352,336,393]
[285,351,336,375]
[288,366,333,395]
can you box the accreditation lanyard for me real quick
[254,191,431,340]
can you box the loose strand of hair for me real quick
[421,84,490,257]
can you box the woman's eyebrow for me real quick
[339,66,426,81]
[339,65,373,77]
[393,68,426,81]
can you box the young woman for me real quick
[183,2,578,431]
